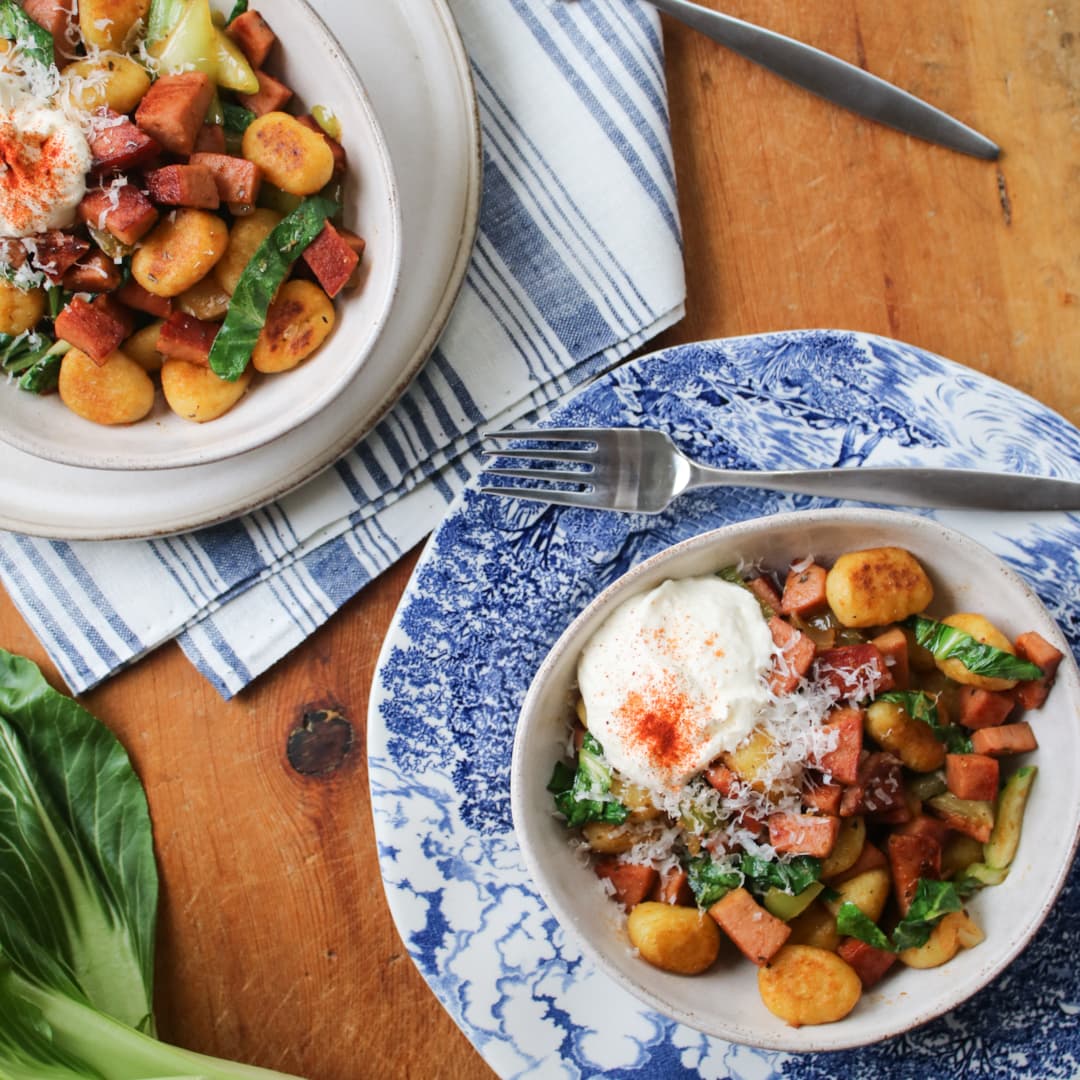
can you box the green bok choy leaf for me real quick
[0,650,304,1078]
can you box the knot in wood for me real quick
[287,706,353,777]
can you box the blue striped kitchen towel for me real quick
[0,0,685,698]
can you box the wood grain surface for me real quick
[1,2,1077,1077]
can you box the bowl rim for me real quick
[0,0,403,472]
[510,507,1080,1052]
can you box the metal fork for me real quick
[481,427,1080,513]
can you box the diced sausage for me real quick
[79,185,158,245]
[839,751,905,817]
[871,626,910,689]
[594,858,658,910]
[189,153,263,205]
[887,832,942,914]
[236,69,293,115]
[1015,631,1065,678]
[54,295,132,363]
[116,280,173,319]
[704,762,738,796]
[708,887,791,966]
[1013,631,1065,710]
[135,72,215,156]
[818,707,863,785]
[945,753,1000,802]
[301,221,360,298]
[28,231,88,283]
[801,781,843,816]
[146,165,221,210]
[767,813,840,858]
[88,110,161,171]
[652,866,694,906]
[156,312,220,366]
[746,575,782,613]
[814,644,895,700]
[895,814,950,848]
[23,0,77,60]
[62,251,122,293]
[227,9,277,67]
[780,563,829,617]
[971,722,1038,757]
[768,616,816,694]
[957,686,1014,730]
[837,937,897,988]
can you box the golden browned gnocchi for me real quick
[758,946,862,1026]
[58,348,155,425]
[864,699,946,773]
[627,903,721,975]
[78,0,149,50]
[935,613,1020,691]
[160,360,253,423]
[213,210,283,296]
[252,280,336,373]
[819,816,865,880]
[123,322,166,373]
[0,280,45,335]
[897,911,984,969]
[63,54,151,113]
[132,210,229,299]
[242,112,336,196]
[825,546,934,627]
[786,902,841,952]
[823,868,891,924]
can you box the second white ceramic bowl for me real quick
[0,0,401,471]
[511,508,1080,1052]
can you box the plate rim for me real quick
[0,0,482,539]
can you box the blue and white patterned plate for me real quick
[368,330,1080,1079]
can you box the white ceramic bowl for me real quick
[510,508,1080,1052]
[0,0,401,471]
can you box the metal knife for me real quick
[644,0,1000,160]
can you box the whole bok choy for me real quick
[0,650,303,1079]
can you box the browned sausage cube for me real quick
[227,9,277,67]
[79,185,158,245]
[594,858,658,910]
[135,72,215,156]
[837,937,897,988]
[301,222,360,298]
[887,832,942,914]
[236,69,293,116]
[23,0,77,60]
[88,110,161,171]
[971,722,1038,757]
[116,280,173,319]
[780,563,828,617]
[55,295,132,363]
[708,887,790,966]
[157,312,221,366]
[767,813,840,858]
[62,251,123,293]
[189,153,263,205]
[30,231,89,283]
[146,165,221,210]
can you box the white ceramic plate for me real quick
[368,331,1080,1079]
[0,0,403,472]
[512,509,1080,1052]
[0,0,480,536]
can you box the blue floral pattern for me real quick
[369,331,1080,1079]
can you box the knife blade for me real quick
[645,0,1000,160]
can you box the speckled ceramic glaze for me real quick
[369,330,1080,1079]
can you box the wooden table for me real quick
[2,2,1077,1076]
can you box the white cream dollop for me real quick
[0,100,90,237]
[577,576,773,792]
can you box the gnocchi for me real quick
[58,348,155,425]
[825,547,934,628]
[242,112,336,196]
[132,210,229,299]
[758,946,862,1026]
[627,902,721,975]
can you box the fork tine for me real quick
[483,427,601,444]
[480,446,595,465]
[480,485,603,510]
[483,466,593,486]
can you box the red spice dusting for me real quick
[0,116,81,234]
[614,675,693,780]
